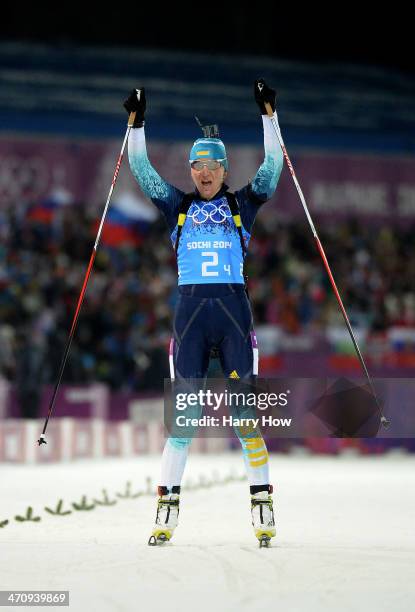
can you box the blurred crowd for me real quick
[247,216,415,333]
[1,201,414,402]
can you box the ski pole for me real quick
[264,101,390,428]
[37,111,137,445]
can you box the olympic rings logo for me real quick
[187,201,232,224]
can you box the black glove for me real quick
[123,88,146,127]
[254,79,276,115]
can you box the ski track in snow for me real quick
[1,452,415,612]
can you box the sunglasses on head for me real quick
[190,160,222,171]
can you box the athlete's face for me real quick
[191,161,227,200]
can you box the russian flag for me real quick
[99,191,157,247]
[27,188,73,224]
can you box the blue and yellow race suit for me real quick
[128,117,283,489]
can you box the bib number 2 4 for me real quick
[201,252,243,277]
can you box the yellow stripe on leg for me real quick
[249,454,269,468]
[244,437,265,451]
[246,449,267,460]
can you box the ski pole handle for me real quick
[127,111,136,127]
[264,101,274,119]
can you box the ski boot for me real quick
[251,485,276,548]
[148,486,180,546]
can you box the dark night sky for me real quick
[2,7,413,76]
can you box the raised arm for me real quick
[251,79,283,201]
[235,79,284,233]
[124,89,184,231]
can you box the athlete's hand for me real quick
[254,79,276,116]
[123,88,146,127]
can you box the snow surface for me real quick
[1,451,415,612]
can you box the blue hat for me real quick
[189,138,228,171]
